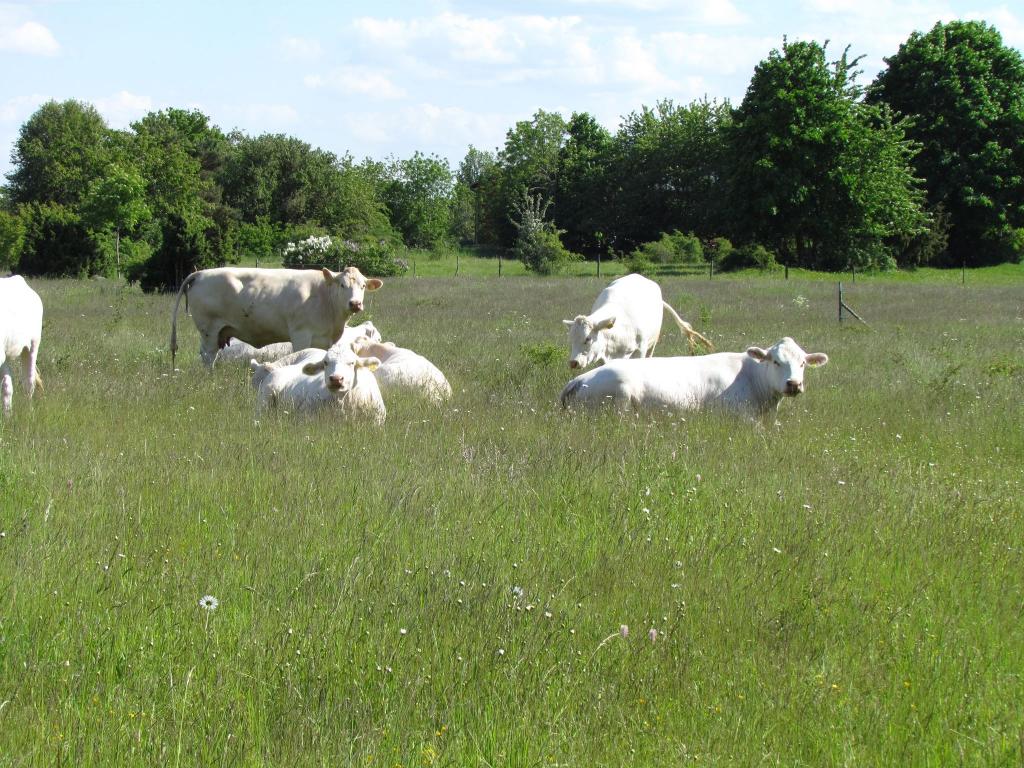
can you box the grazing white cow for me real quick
[170,266,383,369]
[351,338,452,404]
[250,345,386,423]
[564,273,713,371]
[0,275,44,416]
[560,337,828,419]
[218,321,382,365]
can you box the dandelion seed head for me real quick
[619,624,629,638]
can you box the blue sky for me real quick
[1,1,1022,181]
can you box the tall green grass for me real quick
[0,274,1021,766]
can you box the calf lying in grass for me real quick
[250,344,385,423]
[352,338,452,405]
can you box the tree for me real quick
[0,209,25,271]
[6,100,111,207]
[80,164,151,271]
[17,202,106,276]
[130,213,211,293]
[510,190,579,275]
[607,100,731,251]
[555,112,613,255]
[492,110,568,246]
[728,39,926,269]
[381,152,454,249]
[453,146,500,246]
[868,20,1024,265]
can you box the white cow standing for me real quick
[250,344,386,423]
[564,273,713,370]
[0,275,44,416]
[170,266,382,369]
[351,338,452,404]
[217,321,382,365]
[560,337,828,419]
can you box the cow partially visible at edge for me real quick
[170,266,382,369]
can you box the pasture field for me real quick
[1,273,1022,766]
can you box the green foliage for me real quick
[718,242,779,272]
[729,40,927,270]
[630,230,705,264]
[381,152,454,249]
[129,213,214,292]
[6,100,112,207]
[555,112,614,254]
[0,209,25,270]
[520,341,563,367]
[280,234,409,277]
[609,99,732,249]
[510,190,580,275]
[17,202,107,276]
[869,20,1024,266]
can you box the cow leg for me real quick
[198,333,221,370]
[290,330,314,352]
[1,363,12,416]
[21,342,40,399]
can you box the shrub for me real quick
[718,243,778,272]
[280,234,410,277]
[510,191,580,275]
[17,202,108,277]
[630,231,704,265]
[129,213,216,293]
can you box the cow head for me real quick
[349,320,382,344]
[746,337,828,396]
[302,347,380,394]
[322,266,383,314]
[564,314,615,370]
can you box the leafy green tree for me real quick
[17,202,106,276]
[381,152,454,249]
[453,146,501,246]
[608,100,731,250]
[728,39,926,269]
[868,20,1024,265]
[6,100,111,207]
[555,112,613,254]
[492,110,567,246]
[0,209,25,271]
[80,164,151,271]
[130,213,212,293]
[234,217,279,264]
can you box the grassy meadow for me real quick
[1,271,1022,766]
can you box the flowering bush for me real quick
[280,234,409,277]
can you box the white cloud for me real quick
[243,103,299,127]
[280,36,322,61]
[0,19,59,56]
[344,103,512,150]
[0,93,48,123]
[304,66,406,99]
[610,32,679,92]
[566,0,748,24]
[94,91,152,128]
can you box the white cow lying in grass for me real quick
[351,338,452,404]
[250,344,386,423]
[560,337,828,419]
[1,275,44,417]
[564,273,713,371]
[218,321,382,364]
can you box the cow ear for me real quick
[805,352,829,367]
[596,316,616,331]
[302,359,326,375]
[562,319,575,327]
[366,278,383,291]
[321,267,335,282]
[357,356,381,371]
[746,346,768,361]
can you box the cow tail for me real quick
[662,301,714,353]
[170,272,198,370]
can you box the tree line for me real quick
[1,20,1021,286]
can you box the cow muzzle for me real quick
[349,300,363,312]
[327,376,348,392]
[784,380,803,396]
